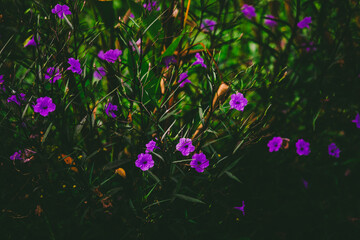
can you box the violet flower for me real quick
[163,56,177,68]
[297,17,312,29]
[351,113,360,128]
[67,58,82,75]
[178,72,191,88]
[241,4,256,19]
[229,93,248,111]
[24,35,40,47]
[45,67,62,83]
[51,4,71,19]
[190,153,209,173]
[264,15,277,28]
[93,67,106,80]
[267,137,283,152]
[192,53,207,68]
[135,153,154,171]
[295,139,310,156]
[98,49,122,63]
[200,19,216,32]
[0,75,4,92]
[145,140,160,153]
[176,138,195,156]
[7,93,26,106]
[143,1,160,11]
[10,150,22,161]
[302,179,308,189]
[328,143,340,158]
[105,102,118,118]
[33,96,56,117]
[234,201,245,216]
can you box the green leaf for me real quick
[175,194,205,204]
[41,123,53,145]
[126,0,144,18]
[224,171,243,183]
[162,35,183,58]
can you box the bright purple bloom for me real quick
[10,150,22,161]
[229,93,248,111]
[135,153,154,171]
[163,56,177,68]
[93,67,106,80]
[7,93,25,106]
[192,53,207,68]
[295,139,311,156]
[24,35,40,47]
[145,140,160,153]
[51,4,72,19]
[178,72,191,88]
[190,153,209,173]
[45,67,62,83]
[130,13,135,18]
[67,58,82,75]
[241,4,256,19]
[200,19,216,32]
[297,17,312,29]
[328,143,340,158]
[234,201,245,216]
[352,113,360,128]
[267,137,283,152]
[33,96,56,117]
[264,15,277,28]
[98,49,122,63]
[176,138,195,156]
[105,102,118,118]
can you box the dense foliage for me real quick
[1,0,360,239]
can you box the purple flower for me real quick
[145,140,160,153]
[295,139,310,156]
[234,201,245,216]
[24,35,40,47]
[0,75,4,92]
[352,113,360,128]
[178,72,191,88]
[302,179,308,189]
[163,56,177,68]
[45,67,62,83]
[143,1,160,11]
[267,137,283,152]
[302,41,317,52]
[135,153,154,171]
[98,49,122,63]
[328,143,340,158]
[67,58,82,75]
[105,102,118,118]
[264,15,277,28]
[297,17,312,29]
[33,96,56,117]
[130,13,135,18]
[51,4,71,19]
[190,153,209,173]
[200,19,216,32]
[10,150,22,161]
[192,53,207,68]
[7,93,26,106]
[176,138,195,156]
[241,4,256,19]
[93,67,106,80]
[229,93,248,111]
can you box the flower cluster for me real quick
[7,93,26,106]
[45,67,62,83]
[241,4,256,19]
[201,19,216,32]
